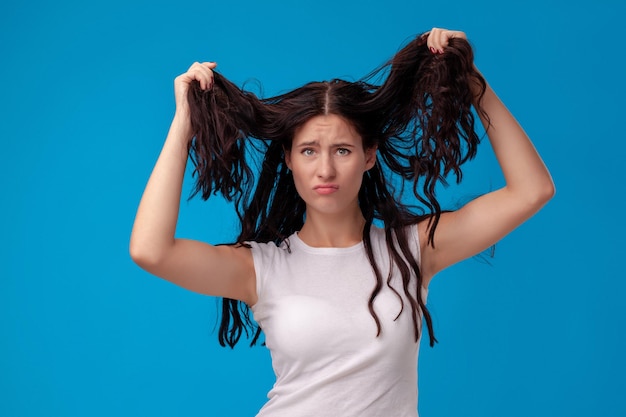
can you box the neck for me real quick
[298,206,366,248]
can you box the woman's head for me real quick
[285,113,377,219]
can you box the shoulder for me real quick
[417,219,436,286]
[246,238,291,258]
[370,223,422,266]
[245,238,291,278]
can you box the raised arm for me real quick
[418,29,555,285]
[129,62,257,306]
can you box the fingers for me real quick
[426,27,467,54]
[190,61,217,90]
[176,61,217,91]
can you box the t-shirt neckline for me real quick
[291,231,367,255]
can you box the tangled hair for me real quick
[186,33,486,348]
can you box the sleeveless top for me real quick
[249,225,425,417]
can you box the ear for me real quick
[364,146,377,171]
[283,147,292,169]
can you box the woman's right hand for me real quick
[173,61,217,114]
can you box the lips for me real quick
[313,184,339,195]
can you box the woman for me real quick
[130,28,554,416]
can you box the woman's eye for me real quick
[302,149,315,156]
[336,148,351,156]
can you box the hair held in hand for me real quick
[186,34,487,349]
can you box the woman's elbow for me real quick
[510,178,555,214]
[129,238,166,271]
[528,178,556,210]
[539,177,556,204]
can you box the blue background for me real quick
[2,0,624,416]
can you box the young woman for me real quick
[130,28,554,416]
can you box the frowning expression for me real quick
[285,114,377,217]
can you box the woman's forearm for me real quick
[129,112,193,266]
[477,81,555,204]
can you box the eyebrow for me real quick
[295,141,356,148]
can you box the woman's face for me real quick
[285,114,377,218]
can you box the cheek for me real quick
[289,164,308,192]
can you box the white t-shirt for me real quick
[249,225,425,417]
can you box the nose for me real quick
[316,153,336,180]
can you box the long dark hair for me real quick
[186,33,486,348]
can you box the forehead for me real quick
[292,114,361,145]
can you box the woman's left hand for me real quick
[426,27,467,54]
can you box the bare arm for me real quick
[419,29,556,285]
[129,62,257,305]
